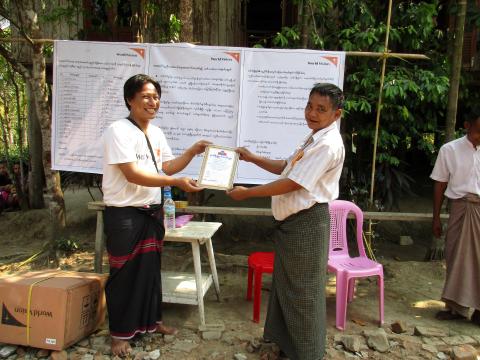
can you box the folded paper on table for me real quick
[175,214,193,228]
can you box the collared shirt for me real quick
[272,122,345,221]
[430,135,480,199]
[102,118,174,207]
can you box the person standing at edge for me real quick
[431,108,480,325]
[102,74,210,356]
[227,83,345,360]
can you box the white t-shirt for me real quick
[430,135,480,199]
[102,118,174,207]
[272,122,345,221]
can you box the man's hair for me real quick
[309,83,344,110]
[465,106,480,124]
[123,74,161,110]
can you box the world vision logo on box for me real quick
[1,303,25,327]
[14,305,53,318]
[1,303,54,327]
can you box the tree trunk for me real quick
[179,0,194,42]
[0,113,10,162]
[26,81,45,209]
[426,0,467,261]
[445,0,467,142]
[300,0,310,48]
[30,41,66,265]
[131,0,147,43]
[2,1,67,264]
[11,71,29,210]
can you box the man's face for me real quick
[0,164,7,175]
[304,93,342,133]
[13,164,20,174]
[465,117,480,147]
[127,82,160,122]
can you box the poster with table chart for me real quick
[52,41,148,173]
[52,41,345,184]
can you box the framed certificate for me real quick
[197,145,239,190]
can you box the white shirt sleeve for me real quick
[104,124,137,165]
[288,144,340,193]
[430,146,450,182]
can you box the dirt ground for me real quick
[1,188,479,359]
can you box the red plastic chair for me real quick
[246,252,275,323]
[328,200,384,330]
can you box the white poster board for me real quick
[237,48,345,183]
[148,44,241,177]
[52,41,148,172]
[52,40,345,184]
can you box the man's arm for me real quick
[162,140,211,175]
[432,181,448,238]
[236,147,287,175]
[118,162,200,192]
[226,178,302,200]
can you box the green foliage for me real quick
[0,56,28,167]
[167,14,182,42]
[40,2,80,25]
[254,0,464,209]
[55,236,79,255]
[336,1,450,208]
[273,26,300,47]
[468,1,480,27]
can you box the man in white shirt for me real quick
[227,83,345,360]
[102,74,209,356]
[431,109,480,326]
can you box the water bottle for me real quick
[163,186,176,230]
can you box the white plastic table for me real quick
[162,221,222,325]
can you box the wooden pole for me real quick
[346,51,428,60]
[0,38,430,60]
[366,0,394,258]
[445,0,467,143]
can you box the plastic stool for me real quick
[246,252,274,323]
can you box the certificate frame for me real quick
[197,145,239,190]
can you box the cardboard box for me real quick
[0,270,107,350]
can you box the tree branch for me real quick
[0,4,34,46]
[0,43,30,78]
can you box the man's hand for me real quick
[174,177,203,192]
[188,140,212,156]
[432,216,443,238]
[236,147,257,163]
[226,186,250,201]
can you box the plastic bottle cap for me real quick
[174,201,188,209]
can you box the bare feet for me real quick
[156,322,178,335]
[111,337,132,357]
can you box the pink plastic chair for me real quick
[246,252,275,323]
[328,200,384,330]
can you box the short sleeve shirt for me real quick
[430,136,480,199]
[102,118,174,207]
[272,122,345,220]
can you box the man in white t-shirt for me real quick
[102,74,210,356]
[227,83,345,360]
[431,109,480,326]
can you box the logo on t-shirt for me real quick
[136,153,150,161]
